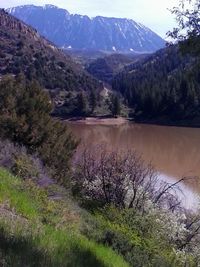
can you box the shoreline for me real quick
[64,116,129,125]
[60,115,200,128]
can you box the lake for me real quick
[67,121,200,208]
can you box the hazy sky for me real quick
[0,0,180,38]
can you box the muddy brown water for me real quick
[67,121,200,209]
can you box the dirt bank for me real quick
[66,117,129,125]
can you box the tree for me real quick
[89,89,97,114]
[76,92,88,116]
[111,95,121,117]
[0,75,77,183]
[73,145,184,211]
[169,0,200,55]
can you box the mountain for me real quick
[86,53,146,85]
[64,49,111,66]
[7,5,165,53]
[113,45,200,125]
[0,9,102,113]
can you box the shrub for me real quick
[82,206,196,267]
[0,139,50,183]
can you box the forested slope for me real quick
[113,45,200,125]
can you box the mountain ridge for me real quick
[7,5,165,53]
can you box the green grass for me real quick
[0,168,129,267]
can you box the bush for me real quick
[82,206,194,267]
[0,139,50,183]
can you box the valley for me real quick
[0,1,200,266]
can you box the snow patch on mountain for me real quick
[7,5,166,53]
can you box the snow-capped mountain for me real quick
[7,5,165,53]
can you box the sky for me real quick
[0,0,180,38]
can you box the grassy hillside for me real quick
[0,168,129,267]
[0,143,197,267]
[0,133,199,266]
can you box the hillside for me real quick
[0,138,199,267]
[113,45,200,126]
[0,64,200,267]
[65,49,110,65]
[0,168,129,267]
[7,5,165,53]
[86,53,146,85]
[0,9,102,112]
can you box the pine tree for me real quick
[111,95,121,117]
[89,89,97,114]
[76,92,88,116]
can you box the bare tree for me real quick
[73,145,186,212]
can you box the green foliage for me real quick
[12,154,40,181]
[0,139,50,184]
[55,89,107,117]
[0,76,77,183]
[169,0,200,56]
[0,75,52,147]
[0,168,129,267]
[82,206,195,267]
[110,95,121,117]
[76,92,89,116]
[89,89,97,114]
[113,45,200,125]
